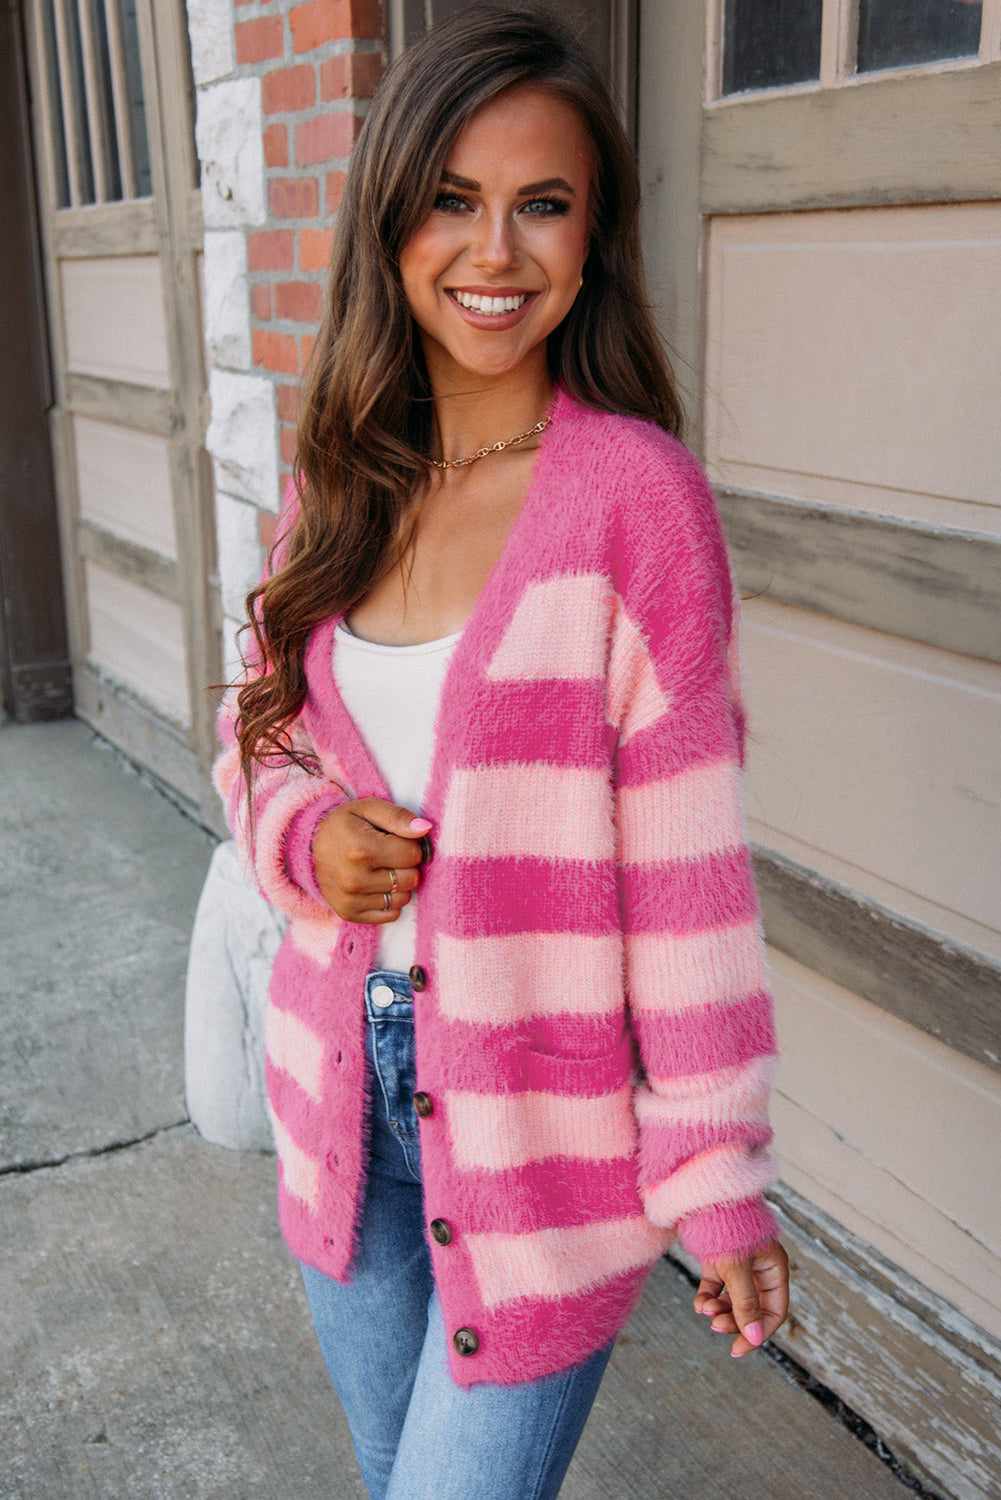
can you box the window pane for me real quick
[722,0,823,95]
[857,0,982,73]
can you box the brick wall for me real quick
[188,0,385,672]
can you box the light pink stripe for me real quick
[447,1086,635,1170]
[269,1107,321,1210]
[212,741,241,802]
[434,931,622,1023]
[439,765,613,860]
[606,601,672,745]
[626,919,767,1013]
[289,914,343,965]
[616,759,745,864]
[467,1214,673,1310]
[635,1057,776,1129]
[486,573,610,681]
[265,1003,325,1102]
[641,1141,778,1226]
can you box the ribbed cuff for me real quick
[283,793,345,906]
[676,1196,779,1265]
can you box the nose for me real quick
[469,207,519,274]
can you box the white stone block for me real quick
[206,368,279,510]
[184,839,287,1151]
[222,613,248,685]
[203,230,251,371]
[195,76,266,230]
[216,491,262,622]
[186,0,235,86]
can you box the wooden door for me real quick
[640,2,1001,1488]
[23,0,220,817]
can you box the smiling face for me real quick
[398,84,594,389]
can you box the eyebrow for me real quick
[440,171,576,196]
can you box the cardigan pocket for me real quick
[523,1034,632,1097]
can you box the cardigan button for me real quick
[413,1092,434,1119]
[419,834,434,864]
[408,965,427,991]
[453,1327,479,1356]
[430,1218,452,1245]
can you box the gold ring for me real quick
[382,891,391,911]
[388,869,399,893]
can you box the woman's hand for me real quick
[693,1239,789,1358]
[312,798,431,923]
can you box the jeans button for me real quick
[371,983,395,1008]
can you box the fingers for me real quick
[697,1240,790,1360]
[312,800,433,919]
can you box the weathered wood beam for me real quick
[753,845,1001,1073]
[77,518,179,602]
[51,199,158,257]
[718,489,1001,664]
[703,62,1001,213]
[64,372,176,436]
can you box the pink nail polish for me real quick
[409,818,433,832]
[745,1321,764,1347]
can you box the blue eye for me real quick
[523,196,571,216]
[433,192,468,213]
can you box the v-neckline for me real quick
[303,383,569,810]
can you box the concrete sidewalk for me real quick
[0,719,913,1499]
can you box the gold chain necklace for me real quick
[429,415,552,470]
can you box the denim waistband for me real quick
[364,968,415,1020]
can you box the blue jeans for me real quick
[299,969,615,1500]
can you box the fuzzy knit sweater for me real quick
[214,385,780,1389]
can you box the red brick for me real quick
[263,123,289,168]
[277,382,300,422]
[262,63,316,114]
[275,280,325,323]
[248,229,294,271]
[299,225,334,271]
[295,111,358,166]
[258,511,279,549]
[326,170,347,214]
[320,49,383,100]
[235,15,284,64]
[269,176,319,218]
[280,424,298,465]
[290,0,382,55]
[251,283,273,321]
[253,329,300,374]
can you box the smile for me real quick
[448,290,532,316]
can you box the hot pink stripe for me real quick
[617,848,759,933]
[284,793,345,903]
[629,991,776,1078]
[460,680,610,767]
[428,857,616,937]
[424,1016,632,1097]
[677,1197,779,1263]
[442,1156,642,1230]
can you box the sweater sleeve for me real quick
[211,484,351,921]
[610,434,780,1264]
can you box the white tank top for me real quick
[332,620,462,974]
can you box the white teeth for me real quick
[454,291,528,315]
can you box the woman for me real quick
[215,6,789,1496]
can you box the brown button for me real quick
[419,834,434,864]
[413,1092,434,1119]
[453,1327,479,1356]
[408,965,427,991]
[430,1218,452,1245]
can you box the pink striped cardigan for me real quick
[214,385,780,1388]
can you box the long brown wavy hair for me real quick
[236,3,685,776]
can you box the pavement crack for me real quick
[0,1118,191,1178]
